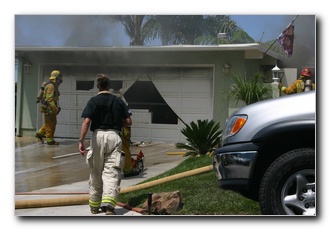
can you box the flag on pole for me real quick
[278,23,295,57]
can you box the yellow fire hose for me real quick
[15,165,213,209]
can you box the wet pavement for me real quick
[15,137,186,193]
[15,138,90,193]
[14,136,187,216]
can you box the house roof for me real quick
[15,43,281,59]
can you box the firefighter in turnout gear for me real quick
[110,88,138,177]
[278,67,315,94]
[121,126,140,177]
[79,74,132,215]
[35,70,63,145]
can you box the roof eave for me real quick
[15,43,281,59]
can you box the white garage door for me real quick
[41,66,213,143]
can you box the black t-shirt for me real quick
[81,93,131,132]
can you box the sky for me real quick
[231,15,295,42]
[3,0,330,229]
[14,15,297,47]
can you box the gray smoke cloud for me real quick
[15,15,127,47]
[15,15,316,74]
[278,15,316,73]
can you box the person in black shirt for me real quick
[79,74,132,215]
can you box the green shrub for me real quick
[176,119,222,156]
[223,72,272,105]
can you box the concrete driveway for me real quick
[14,137,187,216]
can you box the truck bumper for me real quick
[212,142,259,190]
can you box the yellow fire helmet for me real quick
[49,70,62,80]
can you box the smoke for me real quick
[63,16,126,47]
[278,15,316,74]
[15,15,316,75]
[15,15,127,47]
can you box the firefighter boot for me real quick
[101,206,116,215]
[47,137,59,145]
[90,207,99,214]
[35,133,44,143]
[47,141,59,145]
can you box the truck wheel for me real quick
[259,148,315,215]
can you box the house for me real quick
[15,44,281,143]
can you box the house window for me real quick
[76,81,94,90]
[109,80,123,90]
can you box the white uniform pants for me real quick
[86,129,124,209]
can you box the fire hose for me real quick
[15,165,213,209]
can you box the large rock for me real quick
[142,190,183,215]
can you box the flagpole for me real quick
[263,15,299,56]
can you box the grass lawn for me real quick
[118,155,261,215]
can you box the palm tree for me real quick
[111,15,159,46]
[193,16,249,45]
[231,30,255,43]
[91,15,159,46]
[205,15,241,42]
[222,72,273,105]
[155,15,206,45]
[91,15,253,46]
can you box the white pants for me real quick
[86,129,124,209]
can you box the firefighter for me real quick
[79,74,132,215]
[278,67,315,94]
[121,126,139,177]
[110,88,139,177]
[35,70,63,145]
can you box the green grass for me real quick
[118,155,261,215]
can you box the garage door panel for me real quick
[153,68,181,78]
[59,78,74,92]
[182,68,213,78]
[161,97,181,110]
[56,123,69,135]
[77,94,94,107]
[69,124,85,137]
[131,109,151,124]
[181,80,212,94]
[181,97,212,111]
[152,80,181,94]
[59,94,72,107]
[151,126,180,139]
[75,109,83,122]
[57,109,71,122]
[71,110,82,122]
[131,125,151,142]
[181,113,212,125]
[55,124,91,139]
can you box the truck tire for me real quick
[259,148,315,215]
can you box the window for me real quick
[76,81,94,90]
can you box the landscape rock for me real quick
[142,190,183,215]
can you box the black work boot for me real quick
[90,207,99,214]
[47,141,59,145]
[101,206,116,215]
[35,133,44,143]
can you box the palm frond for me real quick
[176,119,222,156]
[222,72,272,105]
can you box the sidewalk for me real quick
[15,161,184,216]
